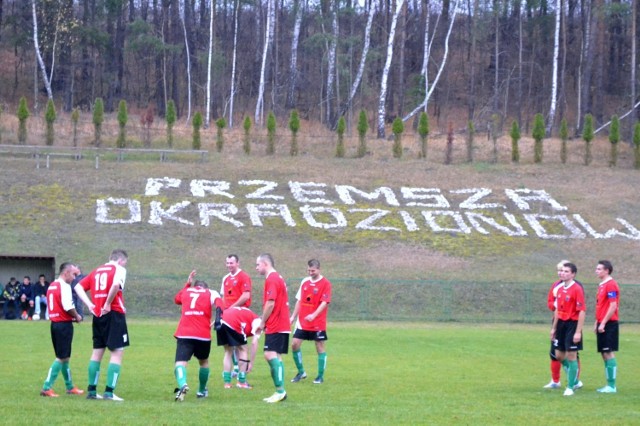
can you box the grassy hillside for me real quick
[1,132,639,319]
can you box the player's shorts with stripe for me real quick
[175,337,212,362]
[293,329,328,341]
[555,319,583,351]
[216,324,248,347]
[92,311,130,350]
[596,320,619,353]
[51,321,74,359]
[264,333,289,354]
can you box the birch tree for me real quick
[180,0,192,123]
[205,0,214,128]
[256,0,275,125]
[229,0,240,127]
[286,0,304,109]
[32,0,60,100]
[332,0,377,129]
[546,0,562,135]
[403,0,459,122]
[325,0,338,125]
[377,0,405,138]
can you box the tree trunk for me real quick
[332,0,377,129]
[256,0,275,125]
[181,1,192,123]
[285,0,303,109]
[377,0,405,138]
[206,0,215,127]
[31,0,54,100]
[546,0,561,135]
[229,0,240,127]
[325,0,338,125]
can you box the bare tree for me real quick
[325,0,338,125]
[229,0,240,127]
[377,0,405,138]
[32,0,59,100]
[546,0,561,135]
[206,0,214,128]
[332,0,377,129]
[256,0,275,125]
[180,0,192,123]
[403,0,459,122]
[286,0,304,109]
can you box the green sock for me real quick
[238,371,246,384]
[88,360,101,390]
[567,360,578,389]
[43,360,62,390]
[293,349,304,374]
[232,352,239,373]
[223,371,231,384]
[199,367,209,393]
[318,352,327,378]
[174,365,187,388]
[106,363,121,391]
[61,361,73,389]
[268,358,283,388]
[605,358,617,387]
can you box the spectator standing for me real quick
[173,270,220,401]
[290,259,332,384]
[33,274,50,320]
[74,249,129,401]
[2,278,20,319]
[594,260,620,393]
[255,253,291,404]
[40,262,85,397]
[19,276,35,319]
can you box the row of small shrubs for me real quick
[5,96,640,168]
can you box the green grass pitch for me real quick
[5,320,640,424]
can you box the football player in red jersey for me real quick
[290,259,332,385]
[173,270,221,401]
[74,249,129,401]
[216,306,263,389]
[594,260,620,393]
[255,253,291,403]
[40,262,85,397]
[219,254,253,378]
[550,262,585,396]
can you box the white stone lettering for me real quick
[289,181,333,205]
[246,204,296,227]
[198,203,244,227]
[299,205,347,229]
[149,201,194,226]
[399,210,419,232]
[335,185,400,206]
[452,188,506,210]
[96,198,142,224]
[349,209,400,231]
[240,180,284,200]
[190,180,234,198]
[465,212,527,236]
[523,214,585,239]
[400,187,450,208]
[505,189,568,211]
[421,211,472,234]
[145,177,182,196]
[573,214,640,240]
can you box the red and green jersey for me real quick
[547,279,563,312]
[263,271,291,334]
[595,277,620,322]
[220,269,252,309]
[221,307,260,337]
[556,281,586,321]
[78,261,127,316]
[295,276,332,331]
[174,284,218,340]
[47,279,75,323]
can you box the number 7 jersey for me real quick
[78,261,127,315]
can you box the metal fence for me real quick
[123,276,640,324]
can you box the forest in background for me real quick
[0,0,639,138]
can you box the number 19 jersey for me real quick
[78,261,127,316]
